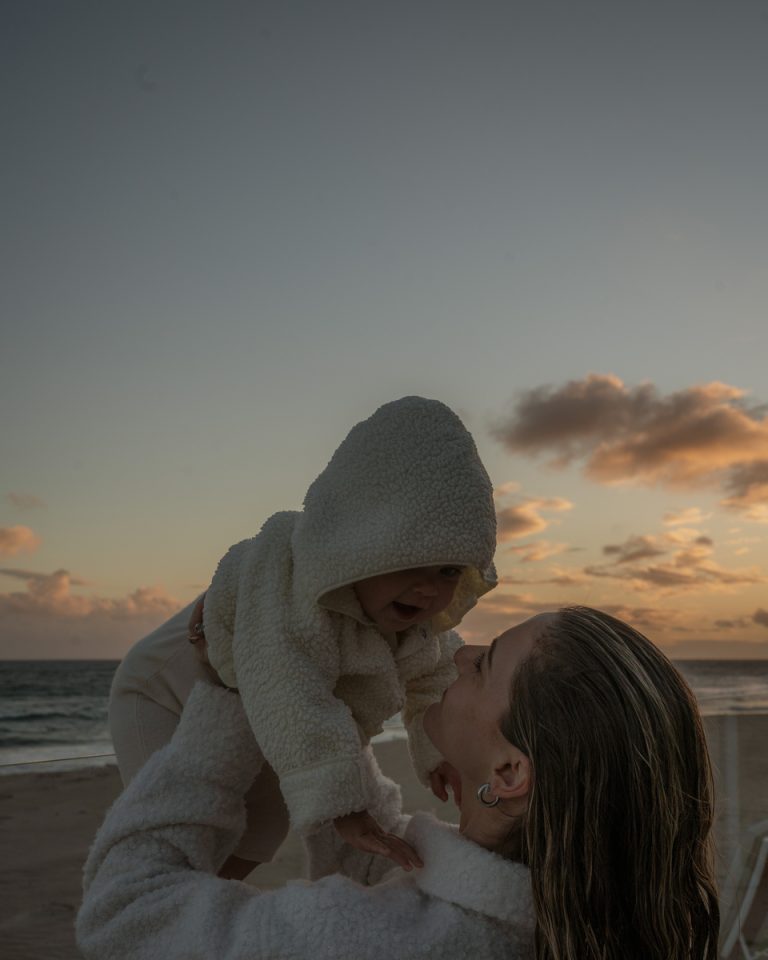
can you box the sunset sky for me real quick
[2,1,767,659]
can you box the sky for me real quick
[2,0,767,659]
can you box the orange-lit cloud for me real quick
[721,461,768,521]
[6,492,46,510]
[0,525,42,556]
[493,375,768,515]
[0,567,179,620]
[599,603,690,634]
[726,535,761,557]
[463,593,690,645]
[505,540,574,563]
[462,593,768,656]
[663,507,710,526]
[585,557,765,593]
[502,567,589,587]
[459,590,554,642]
[663,528,712,546]
[496,496,573,541]
[493,481,522,498]
[582,526,768,594]
[603,534,666,564]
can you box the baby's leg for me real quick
[109,622,289,877]
[111,683,289,876]
[238,760,290,865]
[109,688,179,786]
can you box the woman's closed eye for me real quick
[473,652,484,673]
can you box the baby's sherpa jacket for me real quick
[77,683,536,960]
[203,396,497,832]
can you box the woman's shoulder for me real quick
[405,813,534,928]
[258,862,530,960]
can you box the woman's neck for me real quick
[459,779,526,861]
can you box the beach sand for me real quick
[1,719,766,959]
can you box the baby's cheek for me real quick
[440,584,457,608]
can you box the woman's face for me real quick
[424,614,554,786]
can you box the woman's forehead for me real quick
[494,613,556,667]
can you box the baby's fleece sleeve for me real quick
[231,590,374,834]
[402,630,463,785]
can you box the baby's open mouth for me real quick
[392,601,423,619]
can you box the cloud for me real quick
[493,375,768,514]
[754,609,768,629]
[463,594,688,645]
[599,604,688,633]
[603,535,667,564]
[0,567,88,587]
[726,535,761,555]
[496,497,573,541]
[0,526,42,556]
[459,590,556,642]
[0,567,179,620]
[584,559,765,593]
[7,492,46,510]
[663,507,710,526]
[585,525,768,594]
[493,481,522,498]
[505,540,574,563]
[715,618,750,630]
[663,527,710,546]
[721,461,768,511]
[502,567,589,587]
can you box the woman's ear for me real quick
[489,746,531,803]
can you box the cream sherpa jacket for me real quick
[77,683,535,960]
[203,397,497,833]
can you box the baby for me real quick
[109,396,496,877]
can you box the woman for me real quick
[77,607,719,959]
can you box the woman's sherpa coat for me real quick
[77,682,535,960]
[203,396,497,832]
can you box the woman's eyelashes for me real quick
[473,652,484,673]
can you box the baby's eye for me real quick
[473,653,484,673]
[439,566,463,579]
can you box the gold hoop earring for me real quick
[477,782,499,807]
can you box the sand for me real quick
[1,720,765,959]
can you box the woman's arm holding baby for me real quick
[77,684,418,960]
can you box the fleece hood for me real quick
[292,396,497,629]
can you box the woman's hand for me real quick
[429,760,462,807]
[333,810,423,871]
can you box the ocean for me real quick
[1,659,767,774]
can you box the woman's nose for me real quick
[455,644,484,672]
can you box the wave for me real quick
[0,709,104,724]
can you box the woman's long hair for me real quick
[501,606,719,960]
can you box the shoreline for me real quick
[4,708,768,777]
[1,718,766,959]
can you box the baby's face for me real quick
[353,565,463,633]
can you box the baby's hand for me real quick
[429,761,463,808]
[333,810,423,871]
